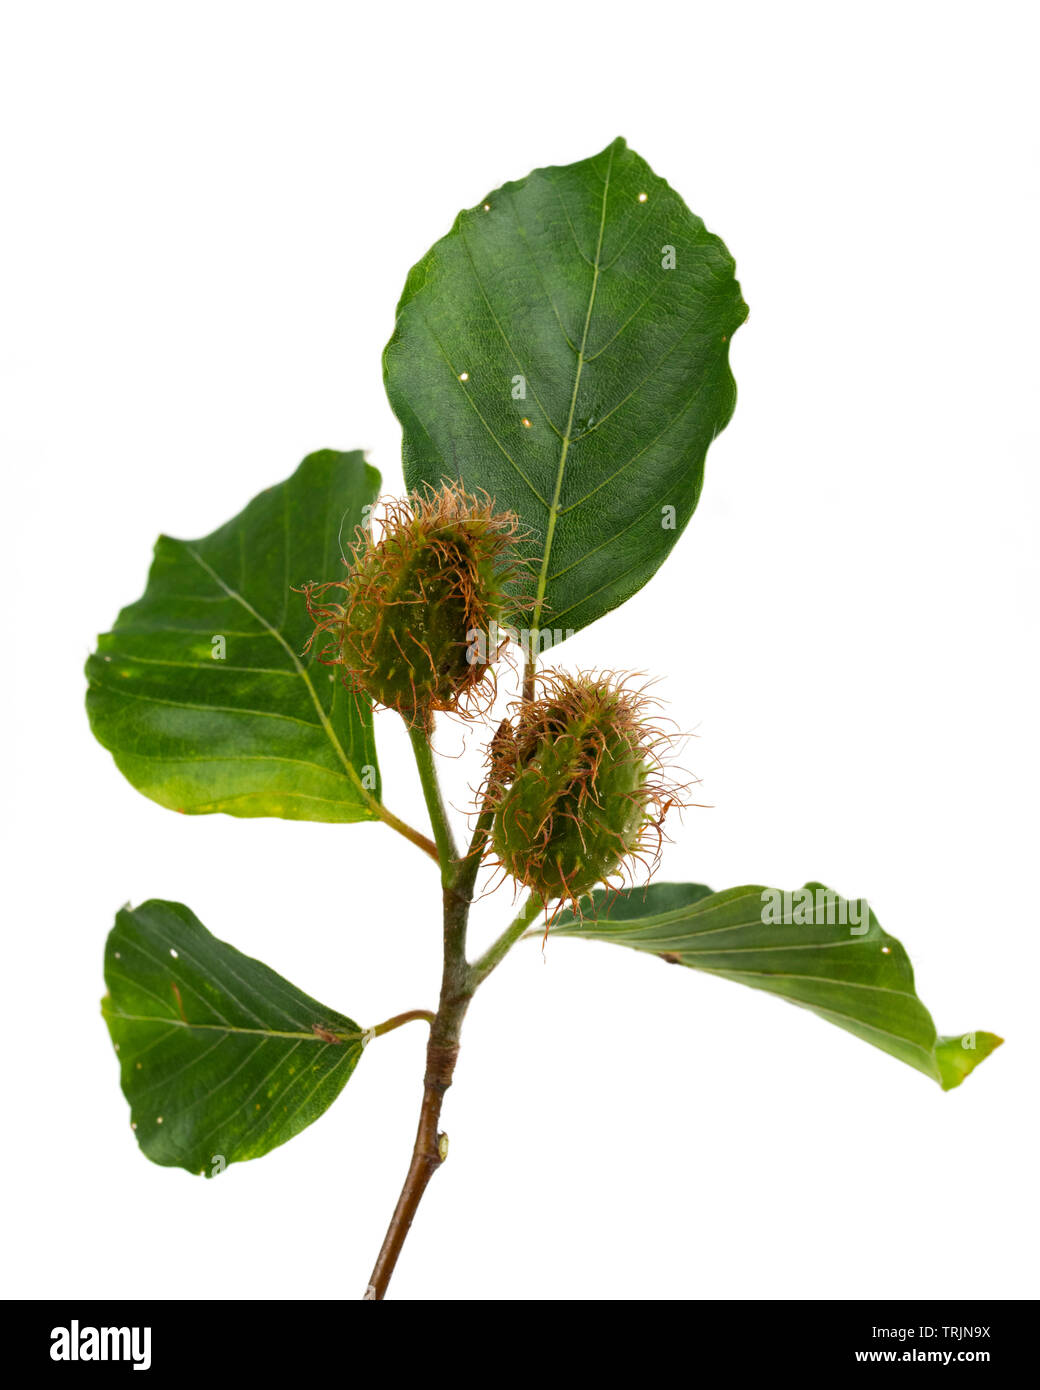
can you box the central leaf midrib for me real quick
[105,1008,362,1044]
[531,145,615,635]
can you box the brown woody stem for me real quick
[365,721,541,1299]
[523,653,537,703]
[364,883,472,1300]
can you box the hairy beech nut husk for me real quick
[302,482,524,727]
[487,671,683,909]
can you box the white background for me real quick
[2,1,1037,1302]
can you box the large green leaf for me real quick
[551,883,1001,1090]
[384,137,747,649]
[86,449,381,822]
[102,900,366,1174]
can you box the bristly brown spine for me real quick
[300,480,529,730]
[482,669,691,921]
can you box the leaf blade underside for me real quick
[551,883,1001,1089]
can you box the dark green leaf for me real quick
[86,450,381,822]
[551,883,1001,1089]
[384,137,747,649]
[102,900,366,1175]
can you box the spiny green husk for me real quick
[487,671,683,910]
[303,482,524,727]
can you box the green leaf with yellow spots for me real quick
[85,449,382,822]
[102,900,366,1175]
[384,137,748,652]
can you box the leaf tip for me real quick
[936,1031,1004,1090]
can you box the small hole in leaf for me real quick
[169,948,178,959]
[638,192,648,203]
[458,372,469,382]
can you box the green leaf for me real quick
[551,883,1001,1090]
[384,137,748,649]
[86,449,382,822]
[102,900,366,1175]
